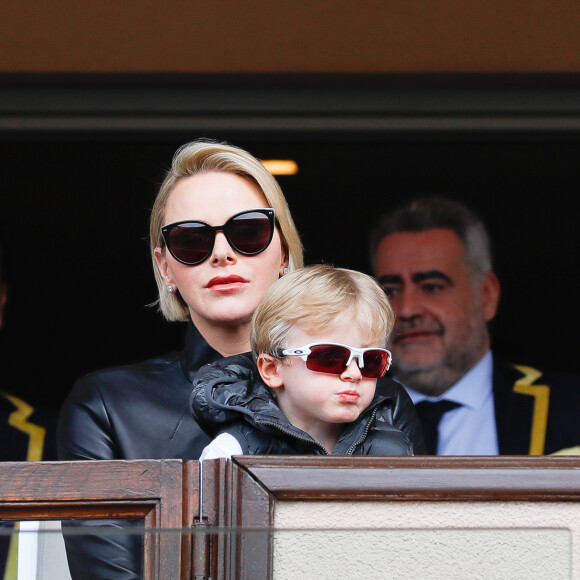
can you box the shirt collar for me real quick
[400,350,493,410]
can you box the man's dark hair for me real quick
[369,196,493,276]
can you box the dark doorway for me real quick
[1,130,578,410]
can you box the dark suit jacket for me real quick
[0,390,57,461]
[493,360,580,455]
[0,391,58,578]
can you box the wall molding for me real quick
[1,74,580,133]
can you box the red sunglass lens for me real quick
[305,345,390,378]
[305,345,350,374]
[361,350,390,378]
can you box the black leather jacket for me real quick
[57,322,222,580]
[57,322,221,462]
[191,353,424,455]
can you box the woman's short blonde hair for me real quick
[251,264,395,357]
[150,139,304,321]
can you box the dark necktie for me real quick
[415,400,461,455]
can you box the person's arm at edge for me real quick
[57,375,140,580]
[57,374,117,461]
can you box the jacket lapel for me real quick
[493,360,551,455]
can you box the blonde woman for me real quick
[57,139,304,579]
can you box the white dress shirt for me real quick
[401,351,499,455]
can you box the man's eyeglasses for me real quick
[275,343,392,379]
[161,208,276,266]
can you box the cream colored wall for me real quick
[273,501,578,579]
[2,1,580,74]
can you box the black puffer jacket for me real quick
[191,353,424,455]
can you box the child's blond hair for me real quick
[251,264,395,357]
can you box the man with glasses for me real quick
[369,196,580,456]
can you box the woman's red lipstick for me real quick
[206,275,248,291]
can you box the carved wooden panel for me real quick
[0,460,189,580]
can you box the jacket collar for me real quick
[179,321,223,382]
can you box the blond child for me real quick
[191,264,423,458]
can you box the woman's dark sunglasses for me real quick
[161,208,276,266]
[275,343,392,379]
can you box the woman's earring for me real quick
[282,268,289,276]
[167,285,174,293]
